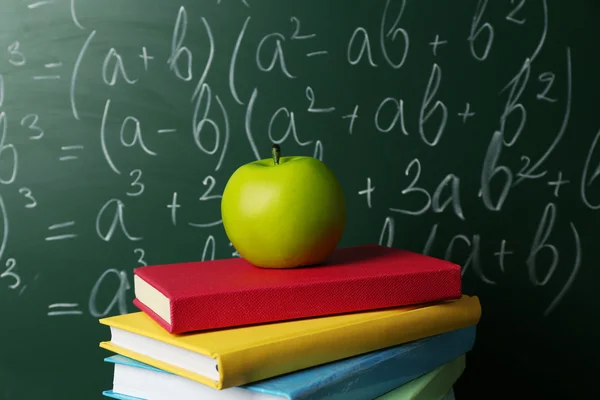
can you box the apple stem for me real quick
[272,144,281,165]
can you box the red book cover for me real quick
[133,244,462,334]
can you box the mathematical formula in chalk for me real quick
[0,0,597,327]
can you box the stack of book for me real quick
[98,244,481,399]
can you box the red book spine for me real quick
[136,268,461,334]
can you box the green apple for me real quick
[221,145,346,269]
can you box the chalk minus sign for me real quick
[47,310,83,316]
[28,1,54,9]
[306,51,328,57]
[158,129,177,134]
[48,302,78,308]
[45,234,78,241]
[48,221,75,230]
[33,75,60,80]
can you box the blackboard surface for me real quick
[1,0,598,398]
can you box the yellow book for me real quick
[99,295,481,390]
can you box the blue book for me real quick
[103,326,475,400]
[375,355,464,399]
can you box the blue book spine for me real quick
[246,326,476,400]
[102,390,144,400]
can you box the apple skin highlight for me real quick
[221,147,346,269]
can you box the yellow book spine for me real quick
[218,296,481,389]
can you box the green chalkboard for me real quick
[1,0,599,398]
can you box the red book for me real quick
[132,244,462,334]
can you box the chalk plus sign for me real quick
[229,242,241,257]
[493,240,514,273]
[166,192,180,225]
[139,47,154,71]
[358,177,375,208]
[429,34,448,56]
[547,171,570,197]
[342,105,359,134]
[458,102,475,123]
